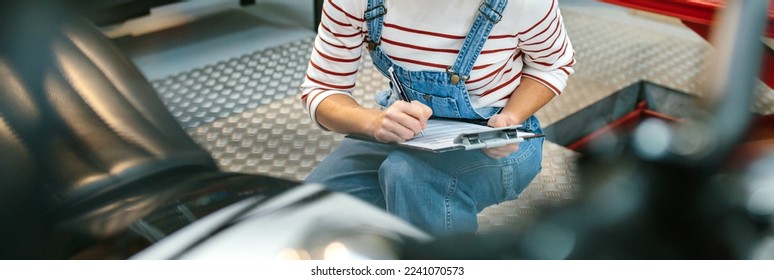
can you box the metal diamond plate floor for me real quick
[147,7,774,234]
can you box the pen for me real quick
[388,66,425,137]
[430,116,490,126]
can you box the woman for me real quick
[301,0,575,235]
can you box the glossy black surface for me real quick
[0,2,297,259]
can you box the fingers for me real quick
[388,101,428,134]
[376,118,418,141]
[483,143,520,159]
[411,100,433,128]
[487,113,518,128]
[373,127,409,143]
[487,115,507,128]
[484,113,523,159]
[373,101,433,142]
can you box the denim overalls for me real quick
[306,0,544,235]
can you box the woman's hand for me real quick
[370,100,432,143]
[483,113,521,159]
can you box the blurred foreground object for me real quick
[402,0,774,259]
[0,0,428,259]
[600,0,774,89]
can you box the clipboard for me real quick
[347,119,544,153]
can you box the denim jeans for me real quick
[306,116,543,235]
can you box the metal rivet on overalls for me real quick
[450,74,461,85]
[367,41,377,51]
[423,95,432,102]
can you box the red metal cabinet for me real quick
[599,0,774,87]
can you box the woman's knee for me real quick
[378,150,421,188]
[504,139,543,200]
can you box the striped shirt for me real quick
[300,0,576,126]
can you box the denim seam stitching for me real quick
[443,177,458,232]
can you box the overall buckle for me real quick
[446,67,469,85]
[478,1,503,24]
[364,5,387,21]
[364,5,387,51]
[365,38,379,51]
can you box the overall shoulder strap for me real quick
[364,0,387,51]
[447,0,508,85]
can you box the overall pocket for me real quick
[375,89,399,109]
[406,88,462,118]
[502,136,543,201]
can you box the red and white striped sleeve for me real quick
[517,0,576,96]
[300,0,366,128]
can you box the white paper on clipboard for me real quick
[393,119,541,152]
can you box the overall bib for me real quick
[306,0,544,235]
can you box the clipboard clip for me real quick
[453,125,546,150]
[454,126,524,150]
